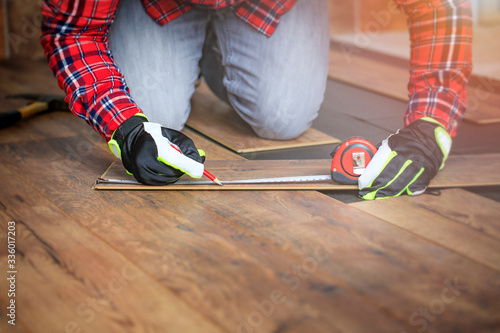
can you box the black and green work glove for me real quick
[358,117,452,200]
[108,114,205,185]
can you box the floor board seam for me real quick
[348,203,500,274]
[178,190,421,328]
[0,161,227,333]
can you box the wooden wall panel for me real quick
[328,0,355,34]
[0,0,6,59]
[6,0,45,60]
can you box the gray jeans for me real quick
[109,0,330,140]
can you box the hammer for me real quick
[1,94,69,130]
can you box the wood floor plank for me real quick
[351,189,500,272]
[184,190,500,332]
[0,164,223,333]
[0,318,29,333]
[0,111,78,144]
[94,153,500,190]
[332,25,500,85]
[187,83,340,153]
[328,46,408,102]
[182,127,244,161]
[5,133,497,331]
[328,43,500,125]
[0,137,413,333]
[3,113,500,332]
[30,111,243,160]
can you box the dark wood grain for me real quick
[5,0,45,60]
[187,83,340,153]
[351,189,500,272]
[0,60,70,143]
[329,42,500,124]
[0,164,223,333]
[184,190,500,332]
[0,138,418,332]
[0,134,414,333]
[3,59,500,332]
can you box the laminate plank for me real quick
[95,159,347,191]
[39,111,241,160]
[328,45,408,102]
[0,164,223,333]
[332,25,500,83]
[184,190,500,332]
[0,317,29,333]
[328,43,500,124]
[0,60,75,144]
[0,60,61,98]
[466,80,500,124]
[186,83,340,153]
[0,163,40,211]
[0,112,78,144]
[182,127,244,161]
[94,153,500,190]
[0,139,414,332]
[351,189,500,272]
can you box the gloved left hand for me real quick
[358,117,452,200]
[108,114,205,185]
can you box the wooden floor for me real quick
[1,60,500,333]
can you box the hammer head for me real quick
[6,93,69,111]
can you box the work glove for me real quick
[358,117,451,200]
[108,114,205,185]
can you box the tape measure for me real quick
[330,137,378,185]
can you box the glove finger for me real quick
[198,149,206,164]
[162,128,203,163]
[127,138,184,185]
[360,150,408,192]
[372,162,423,199]
[134,166,182,185]
[143,123,204,178]
[131,153,184,185]
[407,169,433,196]
[359,155,408,200]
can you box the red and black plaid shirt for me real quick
[396,0,472,136]
[41,0,472,140]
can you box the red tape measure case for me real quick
[330,138,378,185]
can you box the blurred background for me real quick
[1,0,499,60]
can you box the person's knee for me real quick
[226,73,325,140]
[248,97,320,140]
[252,116,310,140]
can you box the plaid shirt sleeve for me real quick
[41,0,143,141]
[396,0,473,137]
[40,0,296,141]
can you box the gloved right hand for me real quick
[358,117,451,200]
[108,114,205,185]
